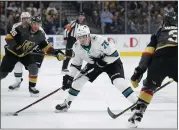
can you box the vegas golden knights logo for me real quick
[22,40,35,51]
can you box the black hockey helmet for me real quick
[163,11,177,26]
[79,12,85,17]
[31,15,42,23]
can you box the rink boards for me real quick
[0,34,151,58]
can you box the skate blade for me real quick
[55,109,68,113]
[127,121,138,128]
[30,93,39,97]
[8,87,20,91]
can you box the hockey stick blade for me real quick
[107,78,174,119]
[5,112,18,116]
[107,103,136,119]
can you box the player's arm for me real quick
[4,26,29,57]
[5,26,20,50]
[38,37,65,61]
[63,21,76,40]
[131,34,157,88]
[62,44,83,90]
[94,38,119,68]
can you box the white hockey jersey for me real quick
[69,34,120,77]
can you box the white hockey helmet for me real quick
[20,12,31,21]
[76,25,90,38]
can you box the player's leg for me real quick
[62,38,76,72]
[8,62,23,90]
[55,63,103,112]
[0,51,18,80]
[128,57,167,128]
[32,52,45,69]
[105,58,138,103]
[20,55,39,96]
[168,54,178,82]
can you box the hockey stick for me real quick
[29,52,73,59]
[107,78,174,119]
[6,68,94,116]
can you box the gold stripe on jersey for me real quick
[5,34,14,40]
[156,44,177,51]
[144,47,155,54]
[6,48,25,57]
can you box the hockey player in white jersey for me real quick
[8,12,47,92]
[55,25,138,112]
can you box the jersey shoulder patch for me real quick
[91,34,100,42]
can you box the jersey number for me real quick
[10,29,17,36]
[168,30,177,43]
[102,40,109,49]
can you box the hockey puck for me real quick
[13,113,18,116]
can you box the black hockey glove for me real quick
[80,63,94,74]
[90,56,107,68]
[131,67,144,88]
[62,75,74,90]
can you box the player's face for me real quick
[31,22,41,32]
[78,15,85,23]
[77,35,89,46]
[22,17,31,25]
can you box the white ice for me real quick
[1,57,177,128]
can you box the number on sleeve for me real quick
[168,30,177,43]
[10,28,17,37]
[101,40,109,49]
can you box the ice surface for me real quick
[1,57,177,128]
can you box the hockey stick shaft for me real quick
[107,78,174,119]
[29,52,72,59]
[13,87,61,115]
[12,68,94,115]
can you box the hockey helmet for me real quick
[31,15,42,23]
[20,12,31,21]
[76,25,90,38]
[163,11,177,26]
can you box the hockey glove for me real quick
[54,49,66,61]
[90,56,107,68]
[62,75,74,90]
[131,67,144,88]
[80,63,94,74]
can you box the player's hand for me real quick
[90,56,107,68]
[55,49,66,61]
[62,75,74,90]
[80,63,94,74]
[96,58,107,68]
[56,53,66,61]
[131,67,143,88]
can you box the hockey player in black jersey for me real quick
[128,11,178,128]
[0,15,66,96]
[8,12,47,91]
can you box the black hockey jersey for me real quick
[5,24,52,57]
[138,25,178,72]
